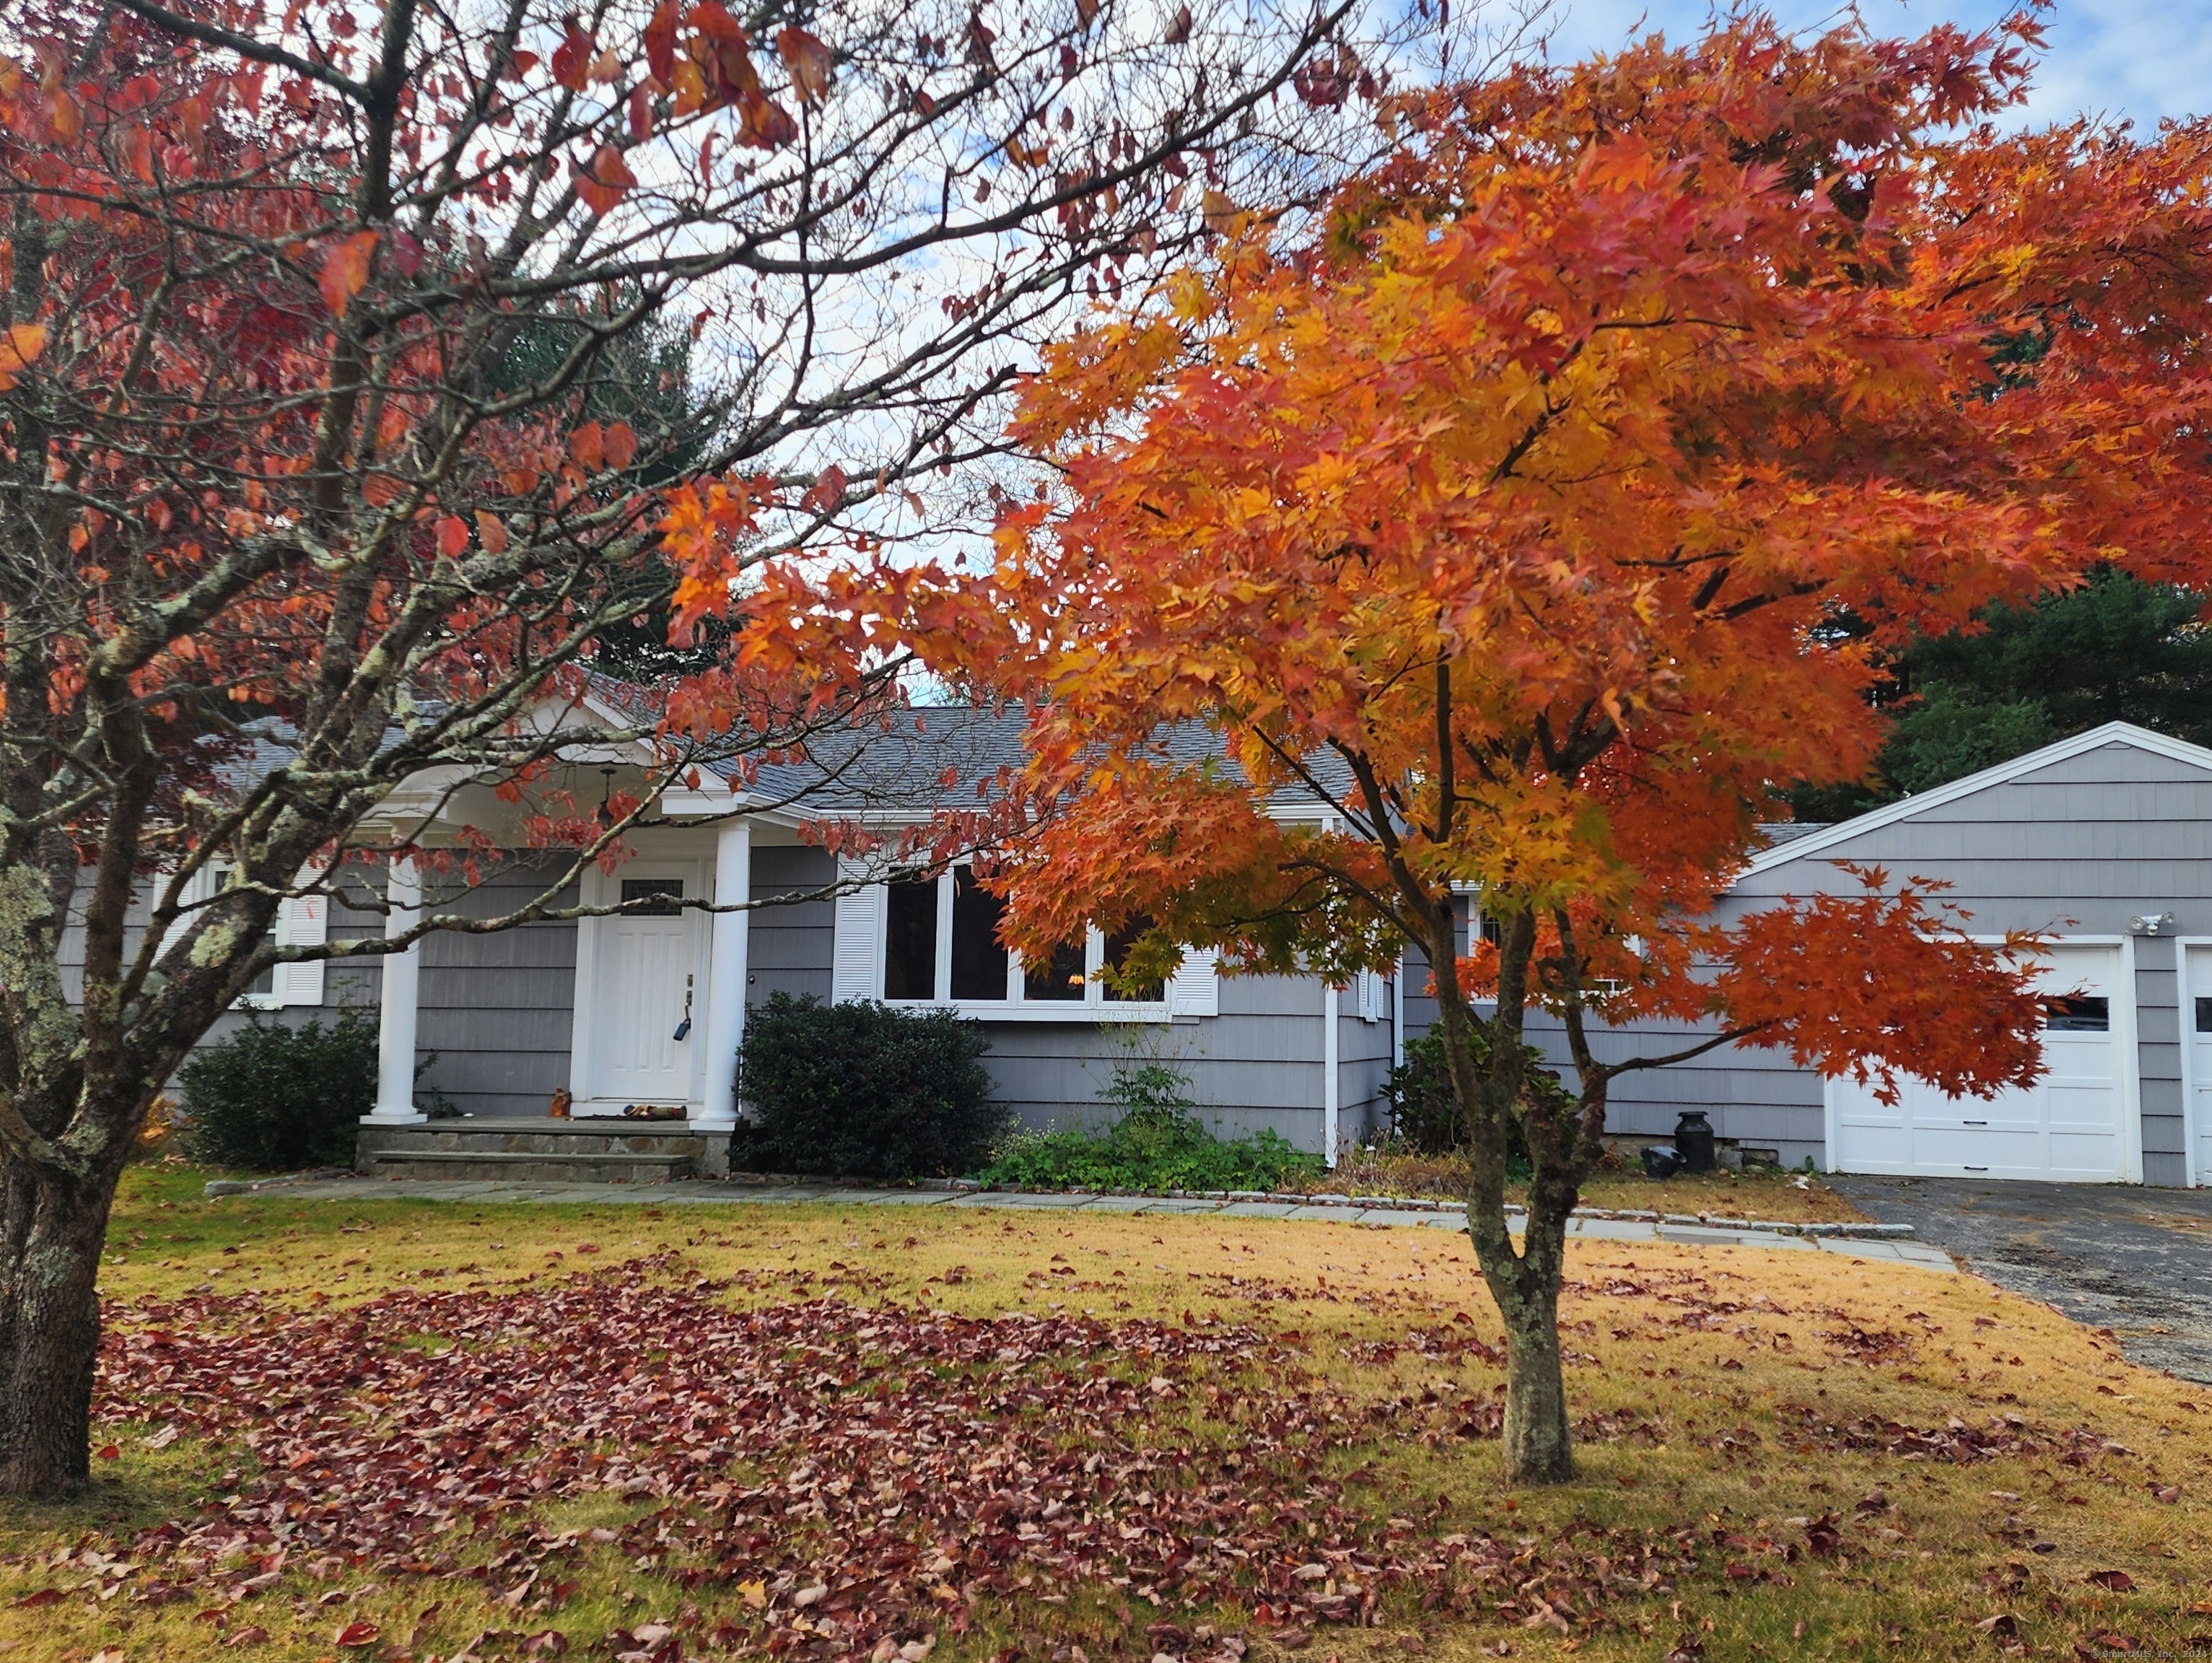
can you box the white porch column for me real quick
[367,853,426,1123]
[698,819,751,1127]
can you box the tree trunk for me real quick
[1495,1229,1573,1484]
[0,1160,115,1498]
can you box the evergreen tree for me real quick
[1791,569,2212,821]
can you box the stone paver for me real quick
[230,1175,1949,1270]
[946,1190,1092,1209]
[818,1189,955,1206]
[1568,1216,1658,1241]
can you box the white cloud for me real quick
[1537,0,2209,128]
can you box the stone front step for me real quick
[357,1117,712,1183]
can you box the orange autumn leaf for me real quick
[473,510,510,554]
[316,230,380,318]
[642,1,678,85]
[569,420,606,471]
[0,323,46,391]
[574,143,636,215]
[601,420,638,469]
[775,26,831,105]
[434,514,469,557]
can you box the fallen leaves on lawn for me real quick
[84,1258,1710,1651]
[1778,1405,2130,1468]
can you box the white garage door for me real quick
[2180,944,2212,1187]
[1829,943,2131,1182]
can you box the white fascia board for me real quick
[1744,722,2212,878]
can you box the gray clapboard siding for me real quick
[412,855,578,1117]
[979,970,1330,1150]
[2136,936,2187,1187]
[747,844,836,1005]
[1339,987,1396,1146]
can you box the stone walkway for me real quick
[246,1175,1959,1272]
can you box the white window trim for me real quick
[175,863,328,1011]
[856,864,1191,1023]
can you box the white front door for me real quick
[1828,942,2131,1182]
[577,870,703,1111]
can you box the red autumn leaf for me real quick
[800,463,847,515]
[334,1618,380,1646]
[388,229,424,277]
[642,0,678,84]
[96,1441,121,1459]
[549,17,595,90]
[628,83,654,140]
[775,26,832,104]
[224,1625,271,1646]
[12,1590,64,1609]
[569,420,606,471]
[435,515,470,557]
[2088,1570,2137,1592]
[504,48,538,79]
[574,143,637,215]
[316,230,380,318]
[601,420,639,469]
[118,122,154,181]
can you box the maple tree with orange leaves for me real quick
[0,0,1394,1493]
[767,15,2212,1482]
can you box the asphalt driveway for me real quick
[1829,1175,2212,1384]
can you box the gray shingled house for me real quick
[134,700,2212,1185]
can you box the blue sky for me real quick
[1539,0,2209,128]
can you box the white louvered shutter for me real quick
[276,893,327,1007]
[1168,947,1219,1018]
[831,860,886,1003]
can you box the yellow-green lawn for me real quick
[2,1166,2207,1663]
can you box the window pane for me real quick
[950,869,1010,1000]
[2042,995,2109,1032]
[246,961,277,999]
[1103,916,1166,1003]
[620,877,683,916]
[2198,996,2212,1034]
[1024,938,1087,1001]
[883,877,938,1000]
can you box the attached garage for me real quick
[1541,723,2212,1187]
[1827,941,2137,1182]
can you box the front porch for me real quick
[352,744,794,1178]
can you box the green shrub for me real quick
[979,1054,1326,1192]
[180,1012,377,1171]
[1379,1023,1571,1171]
[733,993,1006,1180]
